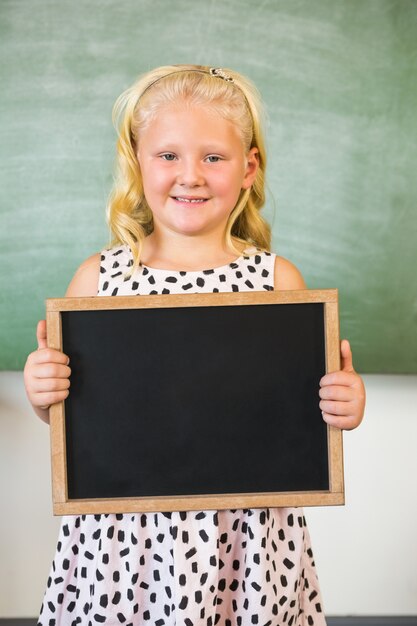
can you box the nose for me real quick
[176,157,205,188]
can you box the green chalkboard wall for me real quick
[1,0,416,372]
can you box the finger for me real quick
[35,322,70,365]
[320,370,357,387]
[33,389,70,408]
[37,320,48,350]
[340,339,354,373]
[319,385,355,401]
[29,348,70,367]
[319,399,354,416]
[322,412,359,431]
[34,363,71,380]
[32,377,71,393]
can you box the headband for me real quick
[141,67,235,98]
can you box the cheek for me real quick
[215,167,245,195]
[141,165,171,194]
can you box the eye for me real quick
[205,155,222,163]
[160,153,177,161]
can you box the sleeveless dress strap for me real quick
[98,245,132,296]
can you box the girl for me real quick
[24,64,365,626]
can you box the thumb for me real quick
[340,339,354,372]
[36,320,48,350]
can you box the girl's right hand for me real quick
[23,320,71,423]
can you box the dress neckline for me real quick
[138,254,246,274]
[136,245,260,274]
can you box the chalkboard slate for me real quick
[47,290,344,514]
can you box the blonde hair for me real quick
[108,64,271,270]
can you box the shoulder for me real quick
[65,253,101,297]
[273,256,306,290]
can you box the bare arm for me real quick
[65,253,102,297]
[273,255,365,430]
[273,256,307,290]
[23,253,101,423]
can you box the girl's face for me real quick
[136,103,259,240]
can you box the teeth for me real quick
[175,197,206,203]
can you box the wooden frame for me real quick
[46,289,344,515]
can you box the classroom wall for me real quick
[0,372,416,617]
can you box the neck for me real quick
[141,230,245,271]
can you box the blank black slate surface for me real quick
[62,303,328,500]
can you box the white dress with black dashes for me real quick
[38,244,326,626]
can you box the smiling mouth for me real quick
[173,197,208,203]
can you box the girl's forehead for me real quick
[148,101,224,123]
[139,102,245,144]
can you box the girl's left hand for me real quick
[319,339,366,430]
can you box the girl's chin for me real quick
[172,226,216,237]
[165,220,226,237]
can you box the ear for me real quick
[242,147,260,190]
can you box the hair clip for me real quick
[209,68,234,83]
